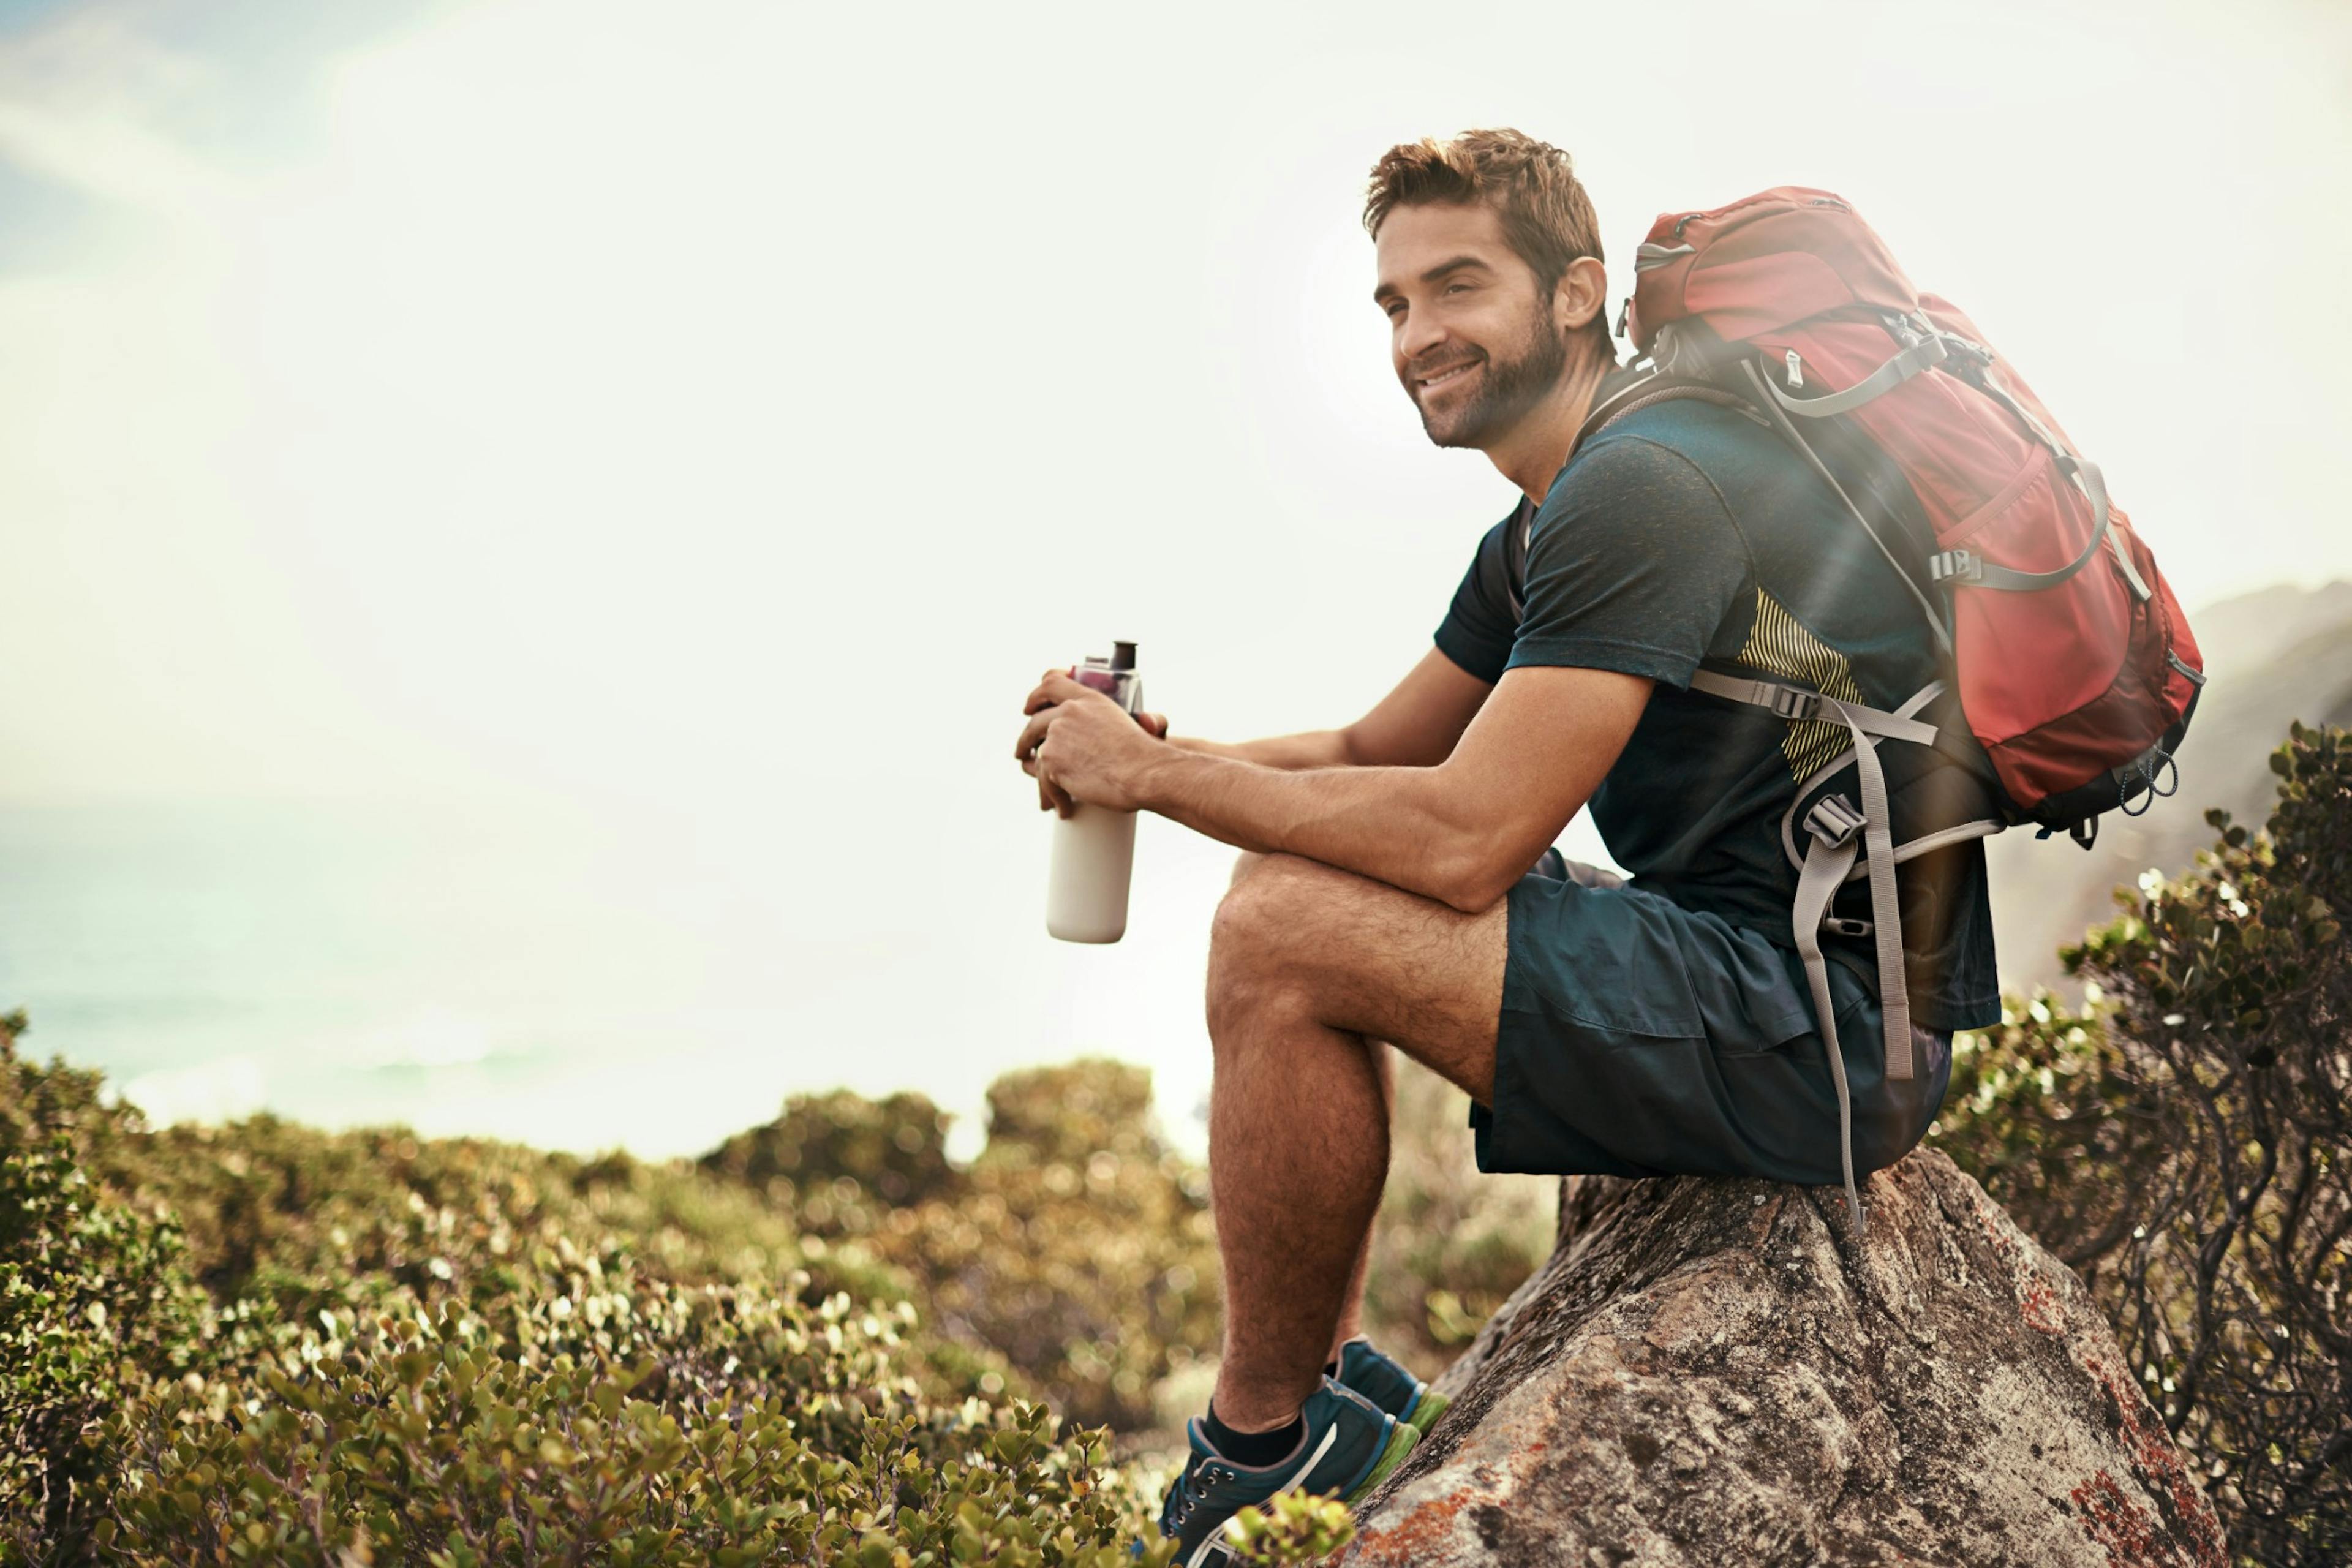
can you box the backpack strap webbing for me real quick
[1688,671,2002,1232]
[1533,379,2003,1227]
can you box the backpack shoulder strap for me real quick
[1575,371,1758,446]
[1506,371,1757,615]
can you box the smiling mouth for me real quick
[1415,360,1480,394]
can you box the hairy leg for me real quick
[1324,1039,1393,1364]
[1205,853,1505,1431]
[1225,854,1409,1363]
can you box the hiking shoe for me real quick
[1154,1376,1417,1567]
[1333,1337,1450,1439]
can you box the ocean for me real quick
[0,796,1251,1164]
[0,796,1627,1166]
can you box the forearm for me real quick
[1134,747,1504,911]
[1167,729,1355,771]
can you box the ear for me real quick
[1552,255,1608,334]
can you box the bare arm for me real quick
[1019,664,1651,913]
[1161,647,1494,771]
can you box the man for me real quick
[1012,129,1997,1563]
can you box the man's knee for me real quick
[1226,848,1280,890]
[1213,860,1326,959]
[1207,855,1331,1018]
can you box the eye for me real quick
[1444,281,1474,296]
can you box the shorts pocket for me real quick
[1507,879,1705,1039]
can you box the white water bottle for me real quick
[1046,641,1143,944]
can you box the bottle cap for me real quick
[1110,640,1137,672]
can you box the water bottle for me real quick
[1046,641,1143,944]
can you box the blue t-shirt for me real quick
[1435,383,2000,1030]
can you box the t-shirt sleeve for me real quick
[1505,433,1751,688]
[1431,511,1520,686]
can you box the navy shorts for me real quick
[1469,851,1953,1185]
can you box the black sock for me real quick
[1203,1401,1305,1468]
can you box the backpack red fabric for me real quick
[1618,186,2203,826]
[1577,187,2206,1232]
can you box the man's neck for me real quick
[1488,352,1615,508]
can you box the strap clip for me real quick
[1805,794,1866,848]
[1929,549,1981,584]
[1822,916,1874,938]
[1768,684,1822,722]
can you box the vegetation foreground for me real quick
[2,724,2346,1566]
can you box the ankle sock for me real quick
[1203,1401,1305,1468]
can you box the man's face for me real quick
[1373,200,1567,450]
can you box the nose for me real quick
[1396,303,1450,368]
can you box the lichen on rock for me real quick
[1337,1150,2225,1568]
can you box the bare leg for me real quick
[1205,982,1389,1430]
[1221,855,1404,1373]
[1327,1041,1393,1365]
[1204,854,1504,1431]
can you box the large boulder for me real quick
[1338,1149,2225,1568]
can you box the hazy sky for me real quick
[3,0,2348,1150]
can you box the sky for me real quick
[1,0,2348,1154]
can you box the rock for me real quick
[1336,1149,2225,1568]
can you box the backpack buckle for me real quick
[1805,794,1866,847]
[1768,685,1822,722]
[1930,549,1981,584]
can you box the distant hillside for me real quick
[1986,580,2352,991]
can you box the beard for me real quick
[1406,307,1571,450]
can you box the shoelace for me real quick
[1158,1460,1232,1536]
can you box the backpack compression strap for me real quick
[1688,671,1948,1232]
[1537,377,1997,1226]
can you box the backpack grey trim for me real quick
[1690,670,2004,1234]
[1766,331,1948,420]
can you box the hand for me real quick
[1014,670,1167,817]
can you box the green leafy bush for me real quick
[0,1135,205,1562]
[102,1280,1157,1566]
[1226,1491,1355,1564]
[1932,722,2352,1567]
[714,1063,1221,1434]
[873,1064,1218,1433]
[0,1022,1185,1566]
[701,1089,958,1210]
[1359,1068,1553,1371]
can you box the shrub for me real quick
[1932,722,2352,1567]
[0,1028,1546,1563]
[1226,1490,1355,1564]
[1359,1068,1553,1373]
[0,1025,1186,1565]
[100,1278,1166,1566]
[856,1063,1221,1434]
[976,1065,1156,1170]
[700,1089,958,1211]
[0,1136,205,1564]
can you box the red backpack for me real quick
[1580,187,2204,1226]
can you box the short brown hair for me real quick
[1363,128,1606,299]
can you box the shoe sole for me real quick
[1343,1415,1420,1503]
[1401,1386,1450,1440]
